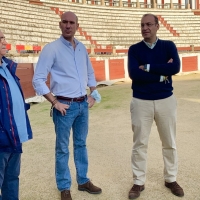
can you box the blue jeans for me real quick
[53,99,90,191]
[0,152,21,200]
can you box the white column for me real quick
[198,53,200,71]
[124,56,130,81]
[179,54,183,73]
[105,59,110,81]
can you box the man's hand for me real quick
[54,101,69,116]
[168,58,173,63]
[87,95,96,108]
[139,65,144,70]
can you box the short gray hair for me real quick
[142,14,159,24]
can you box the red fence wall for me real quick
[91,60,106,81]
[182,56,198,72]
[16,63,35,99]
[15,54,200,99]
[109,59,124,79]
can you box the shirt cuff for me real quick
[146,64,150,72]
[32,83,50,96]
[160,76,164,82]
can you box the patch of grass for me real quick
[90,83,132,111]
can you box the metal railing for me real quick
[47,0,189,9]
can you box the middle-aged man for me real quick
[127,13,184,199]
[32,11,102,200]
[0,30,33,200]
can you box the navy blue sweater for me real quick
[128,39,180,100]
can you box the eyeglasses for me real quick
[0,37,6,43]
[141,23,156,28]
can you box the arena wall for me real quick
[12,52,200,102]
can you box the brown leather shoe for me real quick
[129,184,145,199]
[165,181,184,197]
[61,190,72,200]
[78,181,102,194]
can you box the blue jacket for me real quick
[128,39,180,100]
[0,57,32,153]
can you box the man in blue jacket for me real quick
[128,14,184,199]
[0,30,32,200]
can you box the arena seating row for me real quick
[0,0,200,54]
[45,1,200,47]
[3,44,41,53]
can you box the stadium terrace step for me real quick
[0,0,200,54]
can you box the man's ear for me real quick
[59,21,61,29]
[76,23,79,30]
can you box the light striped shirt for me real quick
[33,36,96,98]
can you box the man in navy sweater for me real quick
[128,14,184,199]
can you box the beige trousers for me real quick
[130,95,178,185]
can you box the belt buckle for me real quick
[77,98,82,102]
[77,96,84,102]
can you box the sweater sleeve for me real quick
[128,46,161,83]
[149,41,180,76]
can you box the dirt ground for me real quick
[20,73,200,200]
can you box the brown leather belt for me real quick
[56,95,87,102]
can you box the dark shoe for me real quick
[165,181,184,197]
[128,184,145,199]
[61,190,72,200]
[78,181,102,194]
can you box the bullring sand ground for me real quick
[20,73,200,200]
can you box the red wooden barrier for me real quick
[182,56,198,72]
[177,47,191,51]
[91,60,105,81]
[116,49,128,53]
[109,59,124,80]
[94,48,112,54]
[16,63,35,99]
[194,46,200,51]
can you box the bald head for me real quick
[61,11,78,23]
[59,11,79,42]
